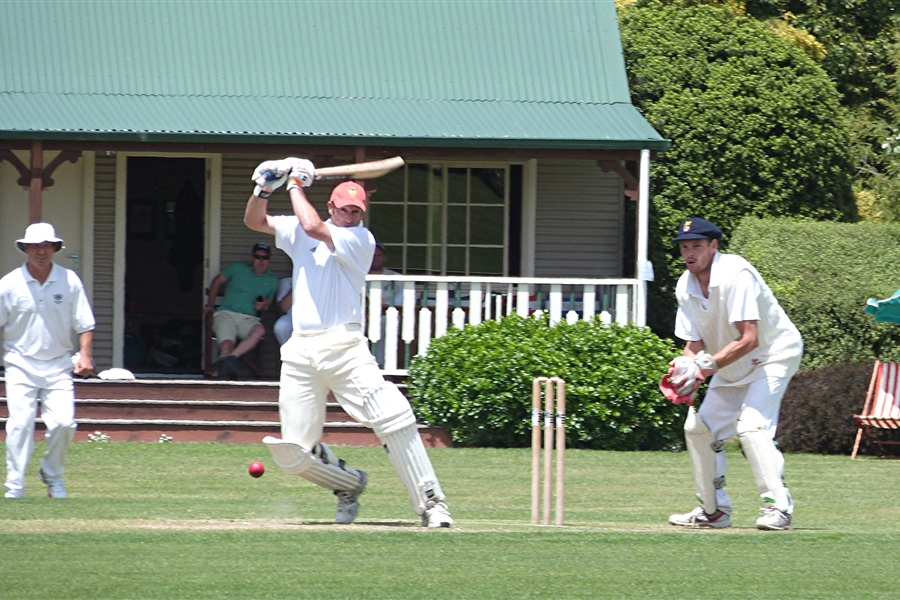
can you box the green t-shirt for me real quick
[219,262,279,316]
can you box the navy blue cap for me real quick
[673,218,722,242]
[252,242,270,254]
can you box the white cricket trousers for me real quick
[278,323,392,449]
[4,362,77,496]
[697,375,789,511]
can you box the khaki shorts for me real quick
[212,310,261,343]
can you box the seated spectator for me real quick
[369,242,402,368]
[370,242,403,306]
[204,242,279,375]
[274,276,293,346]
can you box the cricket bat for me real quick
[315,156,405,181]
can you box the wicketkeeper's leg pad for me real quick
[685,407,726,515]
[362,381,417,438]
[379,423,446,517]
[263,436,365,493]
[737,408,793,514]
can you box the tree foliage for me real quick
[847,38,900,221]
[619,1,856,335]
[745,0,900,110]
[743,2,900,222]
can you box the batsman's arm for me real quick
[243,192,277,236]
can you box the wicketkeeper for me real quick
[661,217,802,531]
[243,158,453,527]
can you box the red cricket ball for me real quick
[248,461,265,478]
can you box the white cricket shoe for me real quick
[39,469,68,499]
[334,470,367,524]
[4,490,23,499]
[422,500,453,528]
[756,507,793,531]
[668,506,731,528]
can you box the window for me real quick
[367,163,510,276]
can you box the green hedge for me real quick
[777,361,872,455]
[407,314,685,450]
[730,217,900,370]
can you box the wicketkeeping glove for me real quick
[659,367,697,405]
[668,351,717,396]
[251,159,296,198]
[286,158,316,191]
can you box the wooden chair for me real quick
[851,361,900,459]
[203,302,265,379]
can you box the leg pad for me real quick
[263,436,365,493]
[379,424,446,516]
[685,408,723,514]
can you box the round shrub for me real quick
[407,314,686,450]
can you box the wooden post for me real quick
[29,141,43,223]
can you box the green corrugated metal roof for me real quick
[0,0,669,150]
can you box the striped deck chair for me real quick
[851,361,900,459]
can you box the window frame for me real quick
[368,161,511,276]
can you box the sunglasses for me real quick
[253,254,270,260]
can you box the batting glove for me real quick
[287,158,316,191]
[251,159,296,198]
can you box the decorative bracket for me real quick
[597,160,639,201]
[0,149,81,190]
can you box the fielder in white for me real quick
[243,158,453,527]
[664,217,802,531]
[1,223,96,499]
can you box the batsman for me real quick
[243,157,452,528]
[662,218,802,531]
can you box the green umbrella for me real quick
[865,288,900,323]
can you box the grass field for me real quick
[1,440,897,599]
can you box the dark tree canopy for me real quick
[619,1,856,334]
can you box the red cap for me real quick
[330,181,367,211]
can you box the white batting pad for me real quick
[684,408,721,514]
[737,410,792,514]
[362,381,417,437]
[263,436,365,493]
[379,424,446,516]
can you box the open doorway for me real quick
[124,157,205,375]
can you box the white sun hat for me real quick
[16,222,64,253]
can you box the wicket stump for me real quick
[531,376,566,525]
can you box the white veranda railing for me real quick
[363,275,640,374]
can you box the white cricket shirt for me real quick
[273,216,375,333]
[0,262,96,371]
[674,252,803,386]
